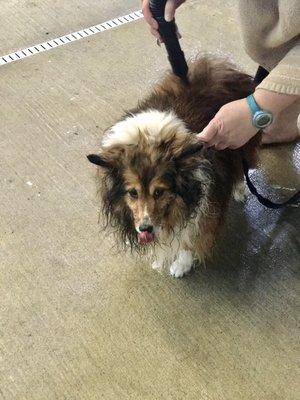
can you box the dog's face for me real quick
[121,154,187,245]
[88,111,209,249]
[123,167,174,243]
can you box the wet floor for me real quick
[0,1,299,399]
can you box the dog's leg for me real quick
[193,216,219,268]
[233,180,246,202]
[170,249,194,278]
[151,245,168,273]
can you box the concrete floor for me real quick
[0,1,299,399]
[0,0,138,54]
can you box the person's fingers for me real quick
[203,136,218,148]
[142,0,159,29]
[162,1,182,39]
[150,26,162,41]
[165,0,186,20]
[214,142,228,150]
[228,143,242,150]
[165,0,177,21]
[197,120,218,144]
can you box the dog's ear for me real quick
[87,146,125,169]
[172,141,204,207]
[174,142,204,164]
[87,154,111,168]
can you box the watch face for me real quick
[253,111,273,129]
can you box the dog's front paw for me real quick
[169,250,193,278]
[170,261,191,278]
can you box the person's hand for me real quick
[197,89,299,149]
[141,0,186,41]
[197,98,258,150]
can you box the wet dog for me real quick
[87,57,258,277]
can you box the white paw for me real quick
[170,261,192,278]
[233,181,246,202]
[169,250,193,278]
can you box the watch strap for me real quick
[246,94,261,115]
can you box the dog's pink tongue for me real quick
[138,231,155,245]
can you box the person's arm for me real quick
[197,90,299,150]
[254,90,298,115]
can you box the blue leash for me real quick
[149,0,300,209]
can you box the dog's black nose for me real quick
[139,224,153,233]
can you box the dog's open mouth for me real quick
[138,231,155,245]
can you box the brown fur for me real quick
[88,57,259,260]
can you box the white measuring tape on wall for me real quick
[0,10,143,66]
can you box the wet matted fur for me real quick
[87,57,259,277]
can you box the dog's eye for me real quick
[128,188,138,199]
[153,188,165,199]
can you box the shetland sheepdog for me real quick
[87,57,258,277]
